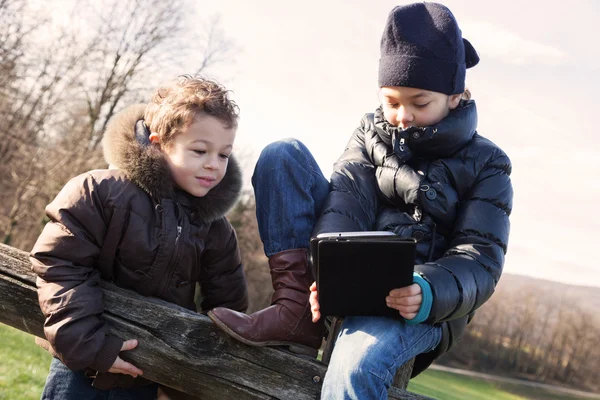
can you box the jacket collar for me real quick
[101,104,242,223]
[374,99,478,158]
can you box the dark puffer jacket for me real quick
[30,104,248,388]
[314,100,513,376]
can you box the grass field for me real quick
[0,324,51,400]
[1,323,598,400]
[408,369,599,400]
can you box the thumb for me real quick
[120,339,138,352]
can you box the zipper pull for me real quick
[413,205,422,222]
[175,226,182,244]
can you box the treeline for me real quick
[438,276,600,393]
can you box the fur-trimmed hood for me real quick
[102,104,242,223]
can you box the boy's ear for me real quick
[149,132,160,144]
[449,94,462,110]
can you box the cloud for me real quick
[463,21,567,65]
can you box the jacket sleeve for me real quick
[416,151,513,324]
[199,217,248,312]
[30,173,123,372]
[313,116,380,235]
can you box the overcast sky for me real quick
[188,0,600,288]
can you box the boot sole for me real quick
[207,310,319,358]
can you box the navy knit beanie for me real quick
[378,2,479,95]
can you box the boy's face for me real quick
[161,113,236,198]
[379,86,461,129]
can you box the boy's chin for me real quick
[175,184,211,198]
[190,188,211,198]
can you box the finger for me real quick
[312,308,321,323]
[308,291,319,303]
[386,294,422,307]
[389,284,421,297]
[308,282,320,322]
[398,305,421,313]
[120,339,138,352]
[310,295,320,314]
[309,297,318,310]
[401,311,418,320]
[118,360,144,377]
[386,300,421,313]
[108,357,143,377]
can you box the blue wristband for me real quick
[404,272,433,325]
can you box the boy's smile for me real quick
[161,113,237,197]
[379,86,461,129]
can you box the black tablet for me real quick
[310,232,416,319]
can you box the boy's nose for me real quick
[397,107,413,128]
[204,156,219,170]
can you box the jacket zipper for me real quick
[161,223,182,297]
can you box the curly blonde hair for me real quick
[144,75,239,147]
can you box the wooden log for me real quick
[0,243,432,400]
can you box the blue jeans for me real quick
[322,317,441,399]
[41,358,158,400]
[254,139,442,399]
[252,138,330,257]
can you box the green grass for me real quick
[0,323,51,400]
[408,368,599,400]
[1,323,598,400]
[409,369,525,400]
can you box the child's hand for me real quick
[309,282,320,322]
[108,339,144,378]
[386,284,422,320]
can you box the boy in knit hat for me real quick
[209,3,512,398]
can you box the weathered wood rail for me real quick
[0,243,431,399]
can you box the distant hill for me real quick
[438,272,600,393]
[497,273,600,316]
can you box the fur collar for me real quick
[102,104,242,223]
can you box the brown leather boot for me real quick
[208,248,324,356]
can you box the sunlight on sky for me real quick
[463,21,567,65]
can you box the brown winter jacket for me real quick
[30,104,248,389]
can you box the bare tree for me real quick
[0,0,236,250]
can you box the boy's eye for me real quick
[193,150,206,155]
[415,102,430,109]
[386,103,398,108]
[219,153,230,160]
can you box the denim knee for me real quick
[253,139,309,178]
[321,317,442,399]
[323,346,391,399]
[251,138,329,256]
[331,350,390,382]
